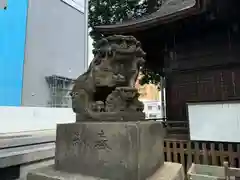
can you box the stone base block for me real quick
[27,165,107,180]
[76,111,146,121]
[55,121,164,180]
[148,162,185,180]
[27,162,184,180]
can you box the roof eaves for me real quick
[94,0,203,34]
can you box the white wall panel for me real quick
[0,107,75,133]
[188,102,240,142]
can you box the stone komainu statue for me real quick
[70,35,146,121]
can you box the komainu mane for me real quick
[70,35,146,121]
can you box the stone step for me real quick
[0,130,56,149]
[0,142,55,168]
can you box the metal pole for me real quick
[84,0,89,71]
[160,76,166,121]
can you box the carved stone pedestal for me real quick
[27,162,184,180]
[27,121,184,180]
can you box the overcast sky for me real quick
[70,0,93,66]
[88,35,94,66]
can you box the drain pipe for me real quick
[160,76,166,121]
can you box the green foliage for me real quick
[89,0,144,46]
[88,0,164,85]
[89,0,163,46]
[139,69,161,87]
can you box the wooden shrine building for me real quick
[94,0,240,139]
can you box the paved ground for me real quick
[0,129,56,149]
[0,130,56,180]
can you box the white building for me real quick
[0,1,88,179]
[0,0,88,133]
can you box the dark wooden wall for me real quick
[127,0,240,137]
[167,67,240,120]
[164,16,240,135]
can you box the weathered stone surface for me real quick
[148,162,185,180]
[54,121,164,180]
[27,162,184,180]
[27,165,107,180]
[26,35,170,180]
[70,35,146,121]
[76,111,145,122]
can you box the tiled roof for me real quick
[94,0,202,34]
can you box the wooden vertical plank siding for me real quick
[173,141,178,162]
[237,144,240,168]
[187,142,192,170]
[194,142,200,164]
[211,143,217,165]
[164,139,240,169]
[202,143,208,164]
[166,141,172,161]
[180,142,185,168]
[228,144,234,167]
[219,143,225,164]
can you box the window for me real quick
[46,75,73,108]
[148,105,153,110]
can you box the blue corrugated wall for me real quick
[0,0,28,106]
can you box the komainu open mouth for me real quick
[93,86,116,104]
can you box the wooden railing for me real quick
[164,139,240,171]
[162,121,190,139]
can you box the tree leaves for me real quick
[88,0,161,41]
[88,0,163,85]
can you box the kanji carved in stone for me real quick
[70,35,146,121]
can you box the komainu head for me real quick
[91,35,146,88]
